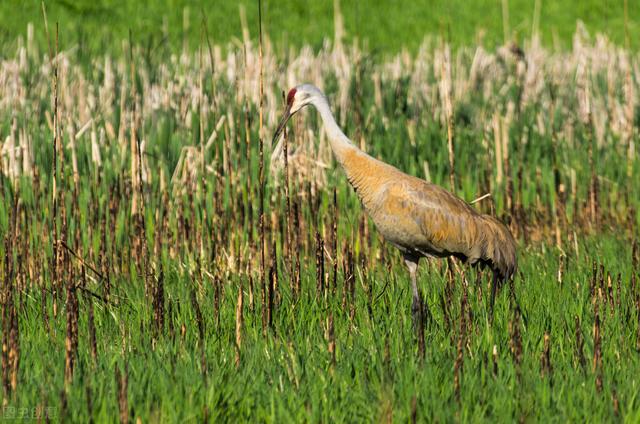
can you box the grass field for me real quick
[0,0,638,56]
[1,4,640,422]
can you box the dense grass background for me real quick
[0,0,638,57]
[12,236,640,422]
[0,1,639,422]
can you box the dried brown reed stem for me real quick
[210,273,220,328]
[59,388,68,419]
[606,272,614,313]
[115,363,129,424]
[635,291,640,352]
[87,291,98,365]
[235,283,243,368]
[615,273,621,311]
[40,268,50,334]
[454,289,466,400]
[593,298,603,393]
[243,103,254,251]
[632,240,638,279]
[332,188,338,295]
[492,345,499,378]
[282,92,293,292]
[410,395,418,424]
[190,286,207,380]
[589,260,597,299]
[540,331,552,378]
[167,300,175,343]
[632,267,637,301]
[128,31,150,300]
[59,197,69,311]
[509,299,522,370]
[327,312,335,366]
[598,265,605,308]
[463,274,473,339]
[358,214,368,266]
[441,262,454,333]
[2,235,19,401]
[85,381,93,419]
[257,0,267,338]
[4,199,21,389]
[247,263,255,312]
[293,199,301,299]
[59,240,105,281]
[128,33,139,221]
[68,122,81,257]
[190,288,205,345]
[197,28,208,260]
[97,204,109,300]
[198,30,205,178]
[268,253,276,329]
[361,256,373,318]
[153,269,165,337]
[551,133,566,250]
[574,315,586,371]
[42,11,62,318]
[106,188,117,294]
[382,336,391,377]
[64,269,79,384]
[342,247,356,322]
[316,231,325,298]
[261,262,267,335]
[440,293,451,334]
[153,195,167,328]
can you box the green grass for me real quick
[10,236,640,422]
[1,16,639,422]
[0,0,638,58]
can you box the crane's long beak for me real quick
[272,104,292,145]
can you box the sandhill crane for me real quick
[273,84,517,326]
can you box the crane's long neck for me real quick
[311,96,357,165]
[310,96,389,206]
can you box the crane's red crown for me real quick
[286,88,297,106]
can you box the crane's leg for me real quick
[404,255,423,330]
[405,255,427,358]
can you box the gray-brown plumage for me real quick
[273,84,517,324]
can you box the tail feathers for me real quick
[479,215,517,281]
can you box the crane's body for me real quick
[273,84,517,323]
